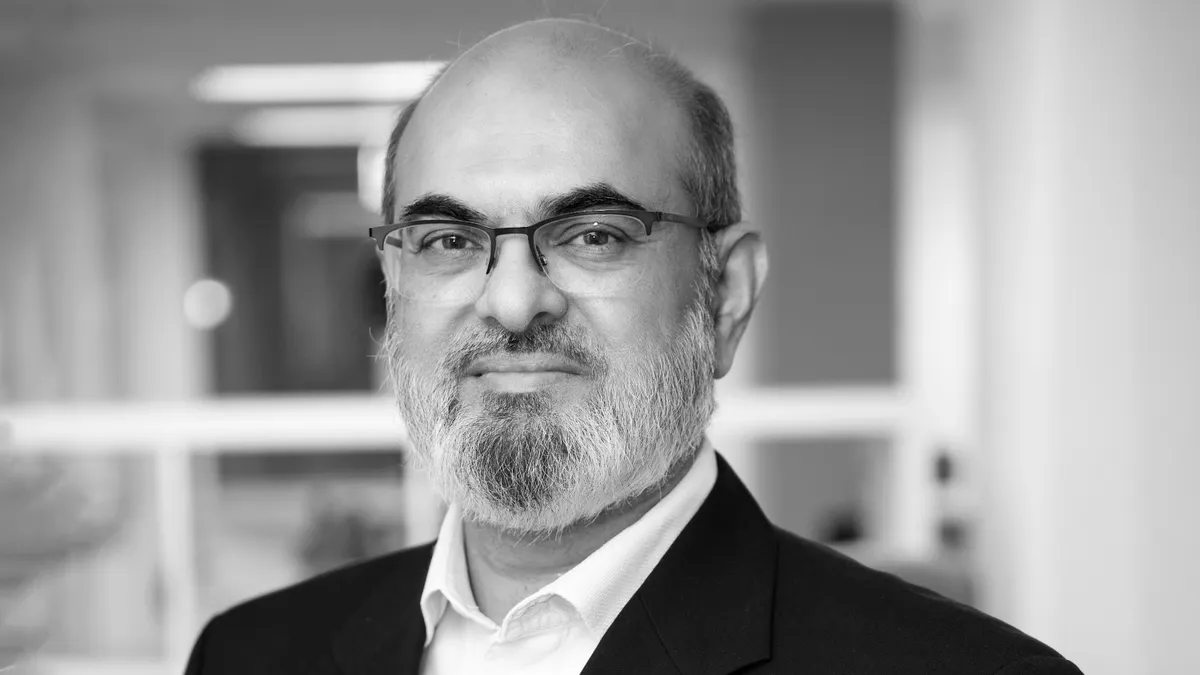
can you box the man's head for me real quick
[379,18,767,535]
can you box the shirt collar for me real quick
[419,439,718,645]
[419,499,488,644]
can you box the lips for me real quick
[464,353,588,377]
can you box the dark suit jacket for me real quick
[186,455,1083,674]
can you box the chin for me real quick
[460,493,613,538]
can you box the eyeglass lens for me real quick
[382,214,653,303]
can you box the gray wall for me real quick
[740,4,898,539]
[746,4,897,386]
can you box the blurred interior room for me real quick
[1,1,1198,674]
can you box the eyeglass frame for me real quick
[368,209,722,276]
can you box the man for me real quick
[186,18,1082,675]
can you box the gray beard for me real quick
[458,391,572,513]
[384,293,717,536]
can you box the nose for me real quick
[474,235,568,333]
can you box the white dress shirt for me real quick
[418,440,717,675]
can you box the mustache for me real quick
[443,323,606,377]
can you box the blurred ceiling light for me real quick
[190,61,445,103]
[234,105,397,147]
[183,279,233,330]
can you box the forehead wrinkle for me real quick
[403,97,671,192]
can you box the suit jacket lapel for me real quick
[582,454,777,675]
[580,596,684,675]
[331,543,433,675]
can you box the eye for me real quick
[539,214,645,260]
[556,219,634,246]
[429,234,478,250]
[408,225,487,254]
[575,229,618,246]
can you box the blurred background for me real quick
[1,0,1197,673]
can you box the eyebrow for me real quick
[397,182,649,225]
[399,194,488,223]
[538,182,649,217]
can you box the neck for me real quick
[461,453,698,623]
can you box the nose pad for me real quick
[484,235,545,276]
[486,236,547,284]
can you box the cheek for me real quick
[643,252,705,338]
[574,280,695,356]
[390,300,463,362]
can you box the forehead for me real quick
[394,58,690,216]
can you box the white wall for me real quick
[970,1,1200,673]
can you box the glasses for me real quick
[368,210,718,304]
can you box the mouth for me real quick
[463,353,588,393]
[464,353,588,377]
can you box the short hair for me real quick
[379,26,738,298]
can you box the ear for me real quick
[712,224,769,379]
[377,244,403,293]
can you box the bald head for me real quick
[381,18,740,235]
[446,18,659,79]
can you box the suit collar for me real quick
[583,453,777,675]
[331,544,433,675]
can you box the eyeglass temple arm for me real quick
[654,213,724,234]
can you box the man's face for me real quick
[382,52,718,534]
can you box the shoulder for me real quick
[769,529,1083,674]
[186,543,433,673]
[215,542,433,628]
